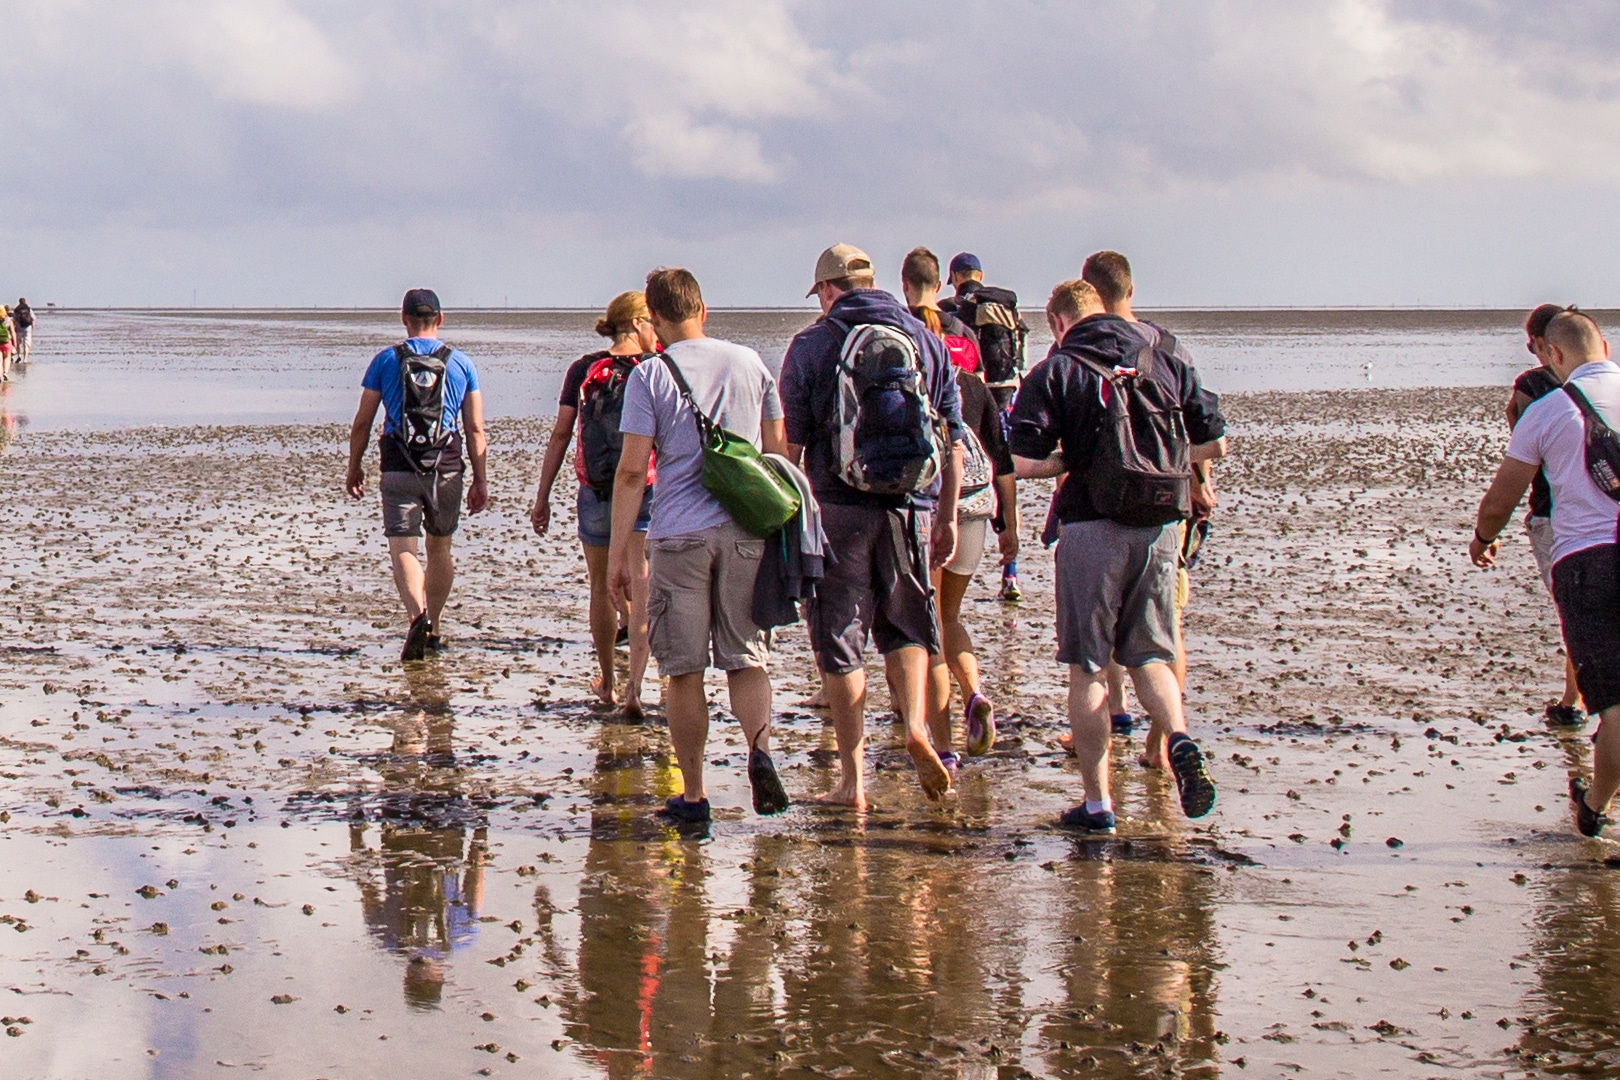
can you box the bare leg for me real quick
[581,543,618,705]
[1069,665,1111,805]
[924,567,955,755]
[818,668,868,809]
[1062,659,1126,756]
[623,533,651,717]
[387,536,428,622]
[424,534,454,632]
[1561,656,1584,711]
[888,646,951,799]
[939,569,981,701]
[726,666,772,748]
[1587,707,1620,813]
[664,672,709,804]
[1129,661,1189,740]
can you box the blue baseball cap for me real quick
[948,252,981,275]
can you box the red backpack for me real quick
[944,332,980,373]
[573,353,656,494]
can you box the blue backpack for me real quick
[824,318,945,496]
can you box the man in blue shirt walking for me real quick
[346,289,489,662]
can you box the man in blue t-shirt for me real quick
[346,288,489,662]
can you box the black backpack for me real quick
[1069,336,1192,527]
[1563,381,1620,503]
[573,351,649,495]
[958,286,1027,387]
[392,343,456,472]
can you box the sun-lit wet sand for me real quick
[0,386,1617,1078]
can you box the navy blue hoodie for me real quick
[780,288,967,510]
[1008,313,1224,525]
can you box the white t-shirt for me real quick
[1505,359,1620,565]
[619,337,784,540]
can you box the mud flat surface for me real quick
[0,387,1615,1078]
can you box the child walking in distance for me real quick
[346,289,488,663]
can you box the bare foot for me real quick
[906,737,952,800]
[1140,730,1169,771]
[797,688,829,709]
[1057,731,1075,757]
[815,776,868,811]
[591,676,616,707]
[621,696,644,721]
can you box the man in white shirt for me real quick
[1470,310,1620,837]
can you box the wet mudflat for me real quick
[0,387,1616,1079]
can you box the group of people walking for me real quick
[345,248,1228,833]
[0,297,34,381]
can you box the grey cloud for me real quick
[5,0,1620,304]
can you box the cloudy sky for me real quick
[6,0,1620,308]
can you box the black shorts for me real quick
[1552,543,1620,714]
[807,503,938,674]
[380,467,464,538]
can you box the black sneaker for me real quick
[1110,712,1135,736]
[1169,736,1217,819]
[615,625,630,648]
[1546,702,1585,727]
[657,795,711,823]
[748,748,790,815]
[1571,776,1608,838]
[401,613,431,663]
[1059,805,1117,834]
[425,633,443,653]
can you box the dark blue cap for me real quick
[402,288,441,318]
[948,252,981,275]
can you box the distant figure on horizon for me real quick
[1505,303,1584,726]
[12,298,33,363]
[1471,309,1620,838]
[0,306,11,382]
[345,289,489,663]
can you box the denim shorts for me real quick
[576,484,652,547]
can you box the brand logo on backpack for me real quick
[1069,340,1192,527]
[394,343,455,471]
[575,352,656,496]
[827,318,945,497]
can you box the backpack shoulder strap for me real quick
[431,344,453,362]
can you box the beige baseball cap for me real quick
[806,243,873,297]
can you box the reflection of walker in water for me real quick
[350,817,487,1009]
[346,666,485,1009]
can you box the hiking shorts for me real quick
[576,484,652,548]
[1054,518,1179,672]
[945,515,989,578]
[1553,543,1620,714]
[1527,514,1556,594]
[646,520,769,677]
[381,468,463,538]
[809,504,939,674]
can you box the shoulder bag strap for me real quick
[1564,380,1613,432]
[658,352,718,443]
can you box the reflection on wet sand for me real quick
[522,718,1224,1077]
[347,668,487,1009]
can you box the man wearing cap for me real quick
[346,289,488,662]
[781,244,968,810]
[941,253,1028,601]
[940,253,1028,413]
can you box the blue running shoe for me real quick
[1110,712,1134,736]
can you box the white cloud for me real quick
[169,0,358,110]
